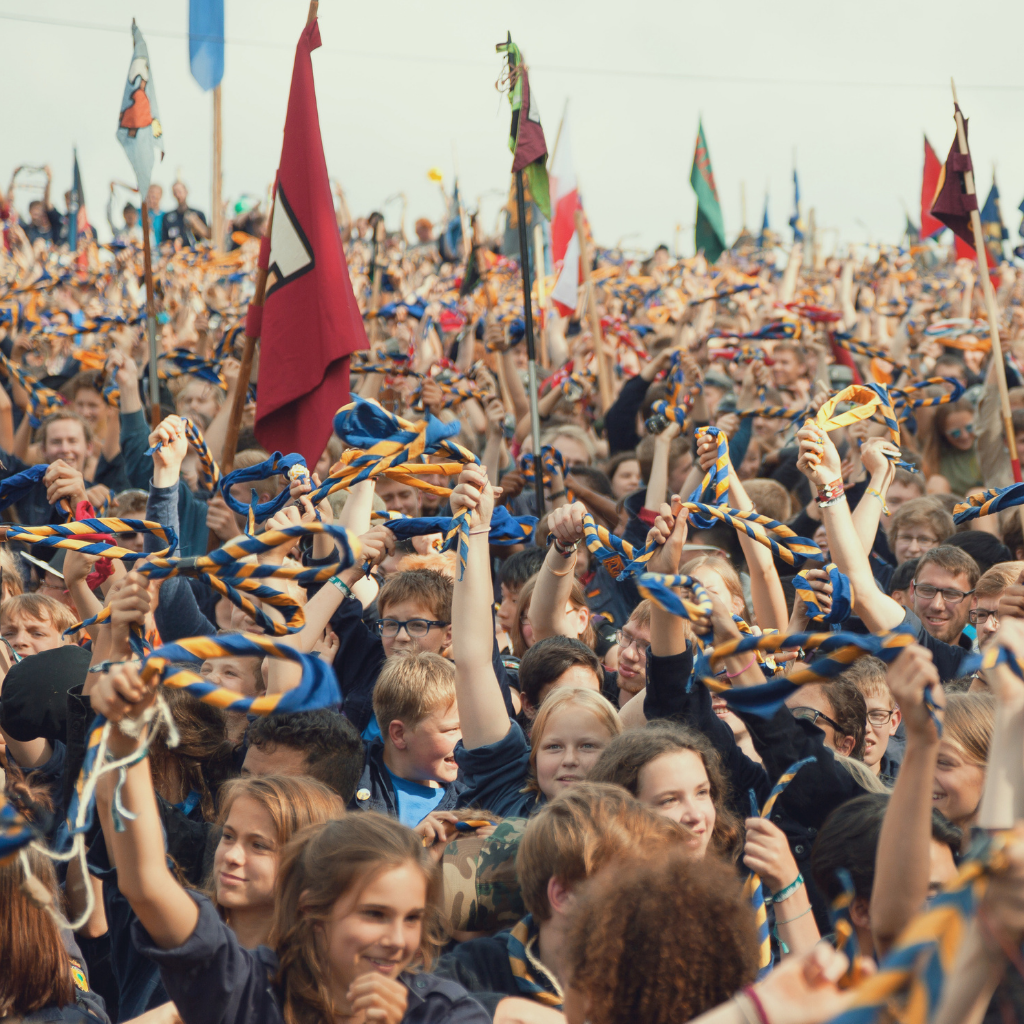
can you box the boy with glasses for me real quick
[839,657,903,783]
[971,561,1024,648]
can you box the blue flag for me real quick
[189,0,224,91]
[758,193,770,248]
[980,180,1008,266]
[789,170,804,242]
[116,21,164,197]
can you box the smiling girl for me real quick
[90,664,490,1024]
[449,465,622,818]
[932,692,993,841]
[203,776,344,947]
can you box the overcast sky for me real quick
[4,0,1024,256]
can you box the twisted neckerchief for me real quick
[505,915,562,1009]
[744,757,818,976]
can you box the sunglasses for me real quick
[946,423,974,440]
[790,706,841,732]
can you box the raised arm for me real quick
[643,420,681,511]
[977,619,1024,829]
[849,436,897,557]
[695,431,788,631]
[529,501,587,642]
[91,662,200,950]
[870,644,945,956]
[480,397,510,497]
[795,423,905,632]
[450,464,510,749]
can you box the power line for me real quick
[2,9,1024,92]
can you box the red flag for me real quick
[254,17,367,469]
[929,107,978,248]
[920,137,944,240]
[952,232,997,273]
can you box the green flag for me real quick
[690,120,726,263]
[496,35,551,221]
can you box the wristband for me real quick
[327,575,353,599]
[866,486,890,515]
[469,526,491,535]
[770,873,804,903]
[816,477,845,508]
[742,986,771,1024]
[548,489,567,499]
[553,537,580,556]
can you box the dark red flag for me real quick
[254,17,367,469]
[920,137,944,240]
[929,107,979,247]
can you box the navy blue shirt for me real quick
[133,891,490,1024]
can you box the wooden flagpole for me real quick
[576,209,612,412]
[139,204,160,429]
[212,84,223,251]
[951,79,1020,484]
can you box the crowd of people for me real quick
[5,168,1024,1024]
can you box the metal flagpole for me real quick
[515,171,545,519]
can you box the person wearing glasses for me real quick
[921,399,984,495]
[970,562,1024,650]
[796,425,980,683]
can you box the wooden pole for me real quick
[212,83,223,251]
[532,222,549,369]
[576,209,612,412]
[221,192,275,481]
[139,204,160,429]
[951,79,1020,484]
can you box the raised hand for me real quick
[357,524,397,568]
[547,500,588,548]
[148,414,189,477]
[43,460,88,509]
[886,644,943,742]
[743,816,802,892]
[449,464,496,529]
[795,423,843,489]
[645,498,689,575]
[90,661,158,734]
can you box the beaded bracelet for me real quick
[771,872,804,904]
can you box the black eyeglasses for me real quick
[374,618,449,639]
[968,608,999,626]
[790,706,841,732]
[867,708,897,727]
[912,582,975,605]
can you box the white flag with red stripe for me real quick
[549,111,580,265]
[551,228,581,317]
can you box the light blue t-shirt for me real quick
[362,714,382,743]
[385,766,445,828]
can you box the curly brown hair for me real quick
[566,849,759,1024]
[588,722,744,861]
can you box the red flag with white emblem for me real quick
[254,16,366,468]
